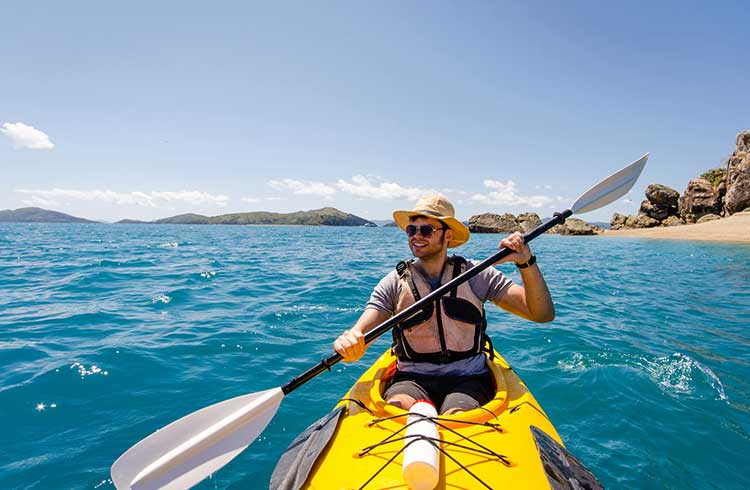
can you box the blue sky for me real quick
[1,1,747,222]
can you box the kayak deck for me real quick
[301,350,565,489]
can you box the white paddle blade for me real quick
[571,153,649,215]
[111,387,284,490]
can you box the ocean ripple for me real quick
[558,351,727,400]
[0,225,748,489]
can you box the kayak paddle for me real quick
[111,153,648,489]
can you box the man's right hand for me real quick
[334,329,366,362]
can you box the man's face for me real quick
[407,217,453,260]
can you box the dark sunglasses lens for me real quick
[406,224,436,237]
[419,225,435,237]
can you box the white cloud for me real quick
[1,122,55,150]
[268,179,336,197]
[336,175,434,200]
[470,179,553,208]
[14,188,229,207]
[440,188,468,196]
[241,196,260,203]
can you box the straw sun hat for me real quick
[392,195,470,248]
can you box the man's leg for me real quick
[439,372,495,415]
[387,393,417,410]
[384,377,430,410]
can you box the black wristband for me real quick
[515,254,537,269]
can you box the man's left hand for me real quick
[496,231,532,265]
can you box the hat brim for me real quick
[392,210,470,248]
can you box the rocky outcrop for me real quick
[639,199,670,221]
[662,215,682,227]
[552,218,602,235]
[611,184,682,229]
[724,130,750,215]
[696,214,722,224]
[645,184,680,210]
[468,212,602,235]
[632,214,660,228]
[468,213,523,233]
[610,213,628,230]
[678,178,723,223]
[612,130,750,229]
[517,212,542,233]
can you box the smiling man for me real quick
[334,195,555,415]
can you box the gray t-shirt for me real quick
[366,260,514,375]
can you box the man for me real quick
[334,195,554,415]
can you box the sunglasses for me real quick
[405,224,447,237]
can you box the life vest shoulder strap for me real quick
[395,259,413,277]
[395,259,421,302]
[448,255,467,297]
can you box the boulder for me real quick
[517,212,542,233]
[555,218,602,235]
[661,215,683,227]
[645,184,679,210]
[717,179,727,202]
[696,213,722,223]
[468,213,522,233]
[724,130,750,215]
[624,215,637,228]
[632,214,660,228]
[639,199,671,221]
[737,130,750,153]
[610,212,628,230]
[679,178,723,222]
[470,211,602,235]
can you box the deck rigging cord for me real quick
[355,410,511,490]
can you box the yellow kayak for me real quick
[271,350,601,489]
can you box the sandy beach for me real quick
[602,210,750,243]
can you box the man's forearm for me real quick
[519,265,555,322]
[352,308,390,337]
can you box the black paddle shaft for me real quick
[281,209,572,395]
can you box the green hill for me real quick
[154,213,211,224]
[130,207,374,226]
[0,207,96,223]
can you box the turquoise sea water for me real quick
[1,223,748,489]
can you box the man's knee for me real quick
[440,393,480,415]
[441,407,465,416]
[387,394,417,410]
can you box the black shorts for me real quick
[383,369,496,415]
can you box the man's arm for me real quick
[492,232,555,323]
[334,308,391,362]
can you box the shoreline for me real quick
[602,210,750,244]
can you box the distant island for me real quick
[0,207,95,223]
[0,206,608,233]
[0,206,375,227]
[369,219,396,227]
[142,207,375,226]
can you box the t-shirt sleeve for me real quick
[468,260,514,302]
[365,270,400,315]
